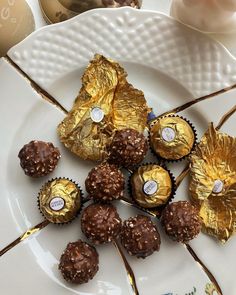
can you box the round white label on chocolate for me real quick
[161,127,176,142]
[212,180,224,194]
[90,107,104,123]
[143,180,158,196]
[49,197,65,211]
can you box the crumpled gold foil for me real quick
[131,164,173,208]
[189,123,236,243]
[39,178,82,224]
[57,54,149,161]
[150,116,195,160]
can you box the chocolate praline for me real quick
[130,164,174,209]
[161,201,202,243]
[81,203,122,244]
[120,215,161,258]
[150,116,196,161]
[38,178,82,224]
[59,240,99,284]
[18,140,61,177]
[85,162,125,202]
[108,128,148,168]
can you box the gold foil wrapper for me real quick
[150,116,195,160]
[58,54,149,161]
[131,164,173,208]
[189,123,236,243]
[39,178,82,224]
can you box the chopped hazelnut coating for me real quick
[59,240,99,284]
[85,162,125,201]
[120,215,161,258]
[161,201,202,243]
[81,203,122,244]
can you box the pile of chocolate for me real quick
[18,55,204,286]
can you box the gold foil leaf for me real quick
[58,54,149,161]
[131,164,173,208]
[189,123,236,242]
[150,116,195,160]
[39,178,82,224]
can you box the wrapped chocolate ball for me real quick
[161,201,202,243]
[130,164,175,209]
[108,128,148,168]
[38,178,82,224]
[120,215,161,258]
[59,240,99,284]
[150,116,196,161]
[81,203,122,244]
[18,140,61,177]
[85,162,125,202]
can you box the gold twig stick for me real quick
[175,164,190,189]
[185,244,223,295]
[113,239,139,295]
[158,85,236,118]
[216,104,236,131]
[0,220,50,257]
[4,55,68,114]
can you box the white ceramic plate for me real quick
[1,7,236,295]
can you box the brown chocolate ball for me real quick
[18,140,60,177]
[120,215,161,258]
[59,240,99,284]
[85,162,125,202]
[81,203,122,244]
[161,201,202,243]
[108,129,148,168]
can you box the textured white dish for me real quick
[1,7,236,295]
[8,8,236,110]
[0,58,211,295]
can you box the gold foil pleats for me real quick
[131,164,173,208]
[58,54,149,161]
[150,116,195,161]
[189,123,236,242]
[39,178,82,224]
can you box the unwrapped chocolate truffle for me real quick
[38,178,82,224]
[108,128,148,168]
[85,162,125,202]
[81,203,122,244]
[18,140,60,177]
[150,116,196,161]
[161,201,202,243]
[130,164,175,209]
[59,240,99,284]
[120,215,160,258]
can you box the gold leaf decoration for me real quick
[189,123,236,243]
